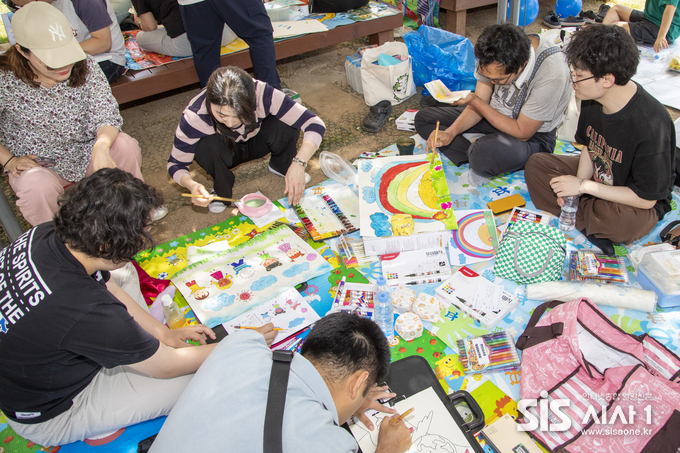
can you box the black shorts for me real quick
[628,10,661,45]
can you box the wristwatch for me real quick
[292,157,307,169]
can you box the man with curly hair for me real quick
[414,23,572,186]
[525,25,676,250]
[0,169,276,447]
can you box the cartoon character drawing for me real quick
[277,241,305,262]
[185,280,206,295]
[166,253,185,266]
[285,298,301,310]
[209,270,233,290]
[272,304,286,315]
[261,312,273,322]
[258,252,282,272]
[230,258,255,280]
[193,288,210,301]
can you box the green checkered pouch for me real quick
[494,221,567,284]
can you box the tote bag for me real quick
[361,41,416,106]
[494,221,567,284]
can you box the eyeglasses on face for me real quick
[487,72,514,86]
[569,68,596,84]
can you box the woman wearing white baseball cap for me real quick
[0,2,168,225]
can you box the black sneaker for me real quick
[596,4,610,22]
[579,10,597,23]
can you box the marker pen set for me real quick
[328,280,376,319]
[569,251,629,284]
[457,331,521,374]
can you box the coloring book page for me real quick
[349,386,475,453]
[448,210,499,266]
[170,225,332,328]
[222,288,320,343]
[358,154,458,238]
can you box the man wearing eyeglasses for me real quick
[414,24,571,186]
[525,25,676,250]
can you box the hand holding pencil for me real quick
[377,411,413,453]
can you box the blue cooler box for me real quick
[637,250,680,308]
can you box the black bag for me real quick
[309,0,369,13]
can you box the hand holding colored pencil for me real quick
[234,326,285,331]
[390,407,415,424]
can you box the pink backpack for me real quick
[515,298,680,452]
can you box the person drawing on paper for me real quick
[0,169,280,447]
[149,312,413,453]
[414,24,571,187]
[602,0,680,52]
[525,25,676,252]
[168,66,326,212]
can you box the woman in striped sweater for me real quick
[168,66,326,213]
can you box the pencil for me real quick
[390,407,415,424]
[234,326,285,331]
[182,193,238,203]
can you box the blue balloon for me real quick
[555,0,583,18]
[506,0,540,26]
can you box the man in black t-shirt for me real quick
[0,169,271,447]
[525,25,676,249]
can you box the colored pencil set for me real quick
[568,251,629,284]
[456,331,521,375]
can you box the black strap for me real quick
[263,350,294,453]
[515,300,564,350]
[511,46,563,119]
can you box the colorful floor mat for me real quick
[4,136,679,452]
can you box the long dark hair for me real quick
[0,45,88,88]
[205,66,257,150]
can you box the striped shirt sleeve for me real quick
[255,81,326,148]
[167,90,216,185]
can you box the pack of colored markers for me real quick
[568,251,629,284]
[456,331,521,375]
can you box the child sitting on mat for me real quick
[603,0,680,52]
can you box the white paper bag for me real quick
[360,41,416,106]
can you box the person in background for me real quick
[110,0,131,24]
[178,0,280,88]
[603,0,679,52]
[6,0,128,82]
[414,24,572,187]
[168,66,324,213]
[131,0,237,57]
[150,312,413,453]
[0,168,272,447]
[525,25,676,251]
[0,2,168,225]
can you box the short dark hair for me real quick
[565,24,639,85]
[301,312,391,394]
[475,24,531,75]
[54,168,164,263]
[205,66,257,150]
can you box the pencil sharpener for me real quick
[237,193,272,218]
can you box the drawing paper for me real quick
[448,209,498,266]
[349,386,475,453]
[358,154,458,238]
[170,225,332,328]
[222,288,319,343]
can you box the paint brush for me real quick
[432,121,440,162]
[390,407,415,424]
[182,193,238,203]
[234,326,285,331]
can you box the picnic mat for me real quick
[3,136,679,451]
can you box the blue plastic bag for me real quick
[404,25,477,94]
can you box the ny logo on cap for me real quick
[48,22,67,42]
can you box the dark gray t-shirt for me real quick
[474,33,572,133]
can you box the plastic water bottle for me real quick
[559,195,579,232]
[161,294,185,330]
[374,276,394,340]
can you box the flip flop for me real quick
[362,100,393,133]
[543,12,561,29]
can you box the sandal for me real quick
[561,15,586,26]
[362,100,393,133]
[596,4,610,22]
[543,11,561,29]
[660,220,680,247]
